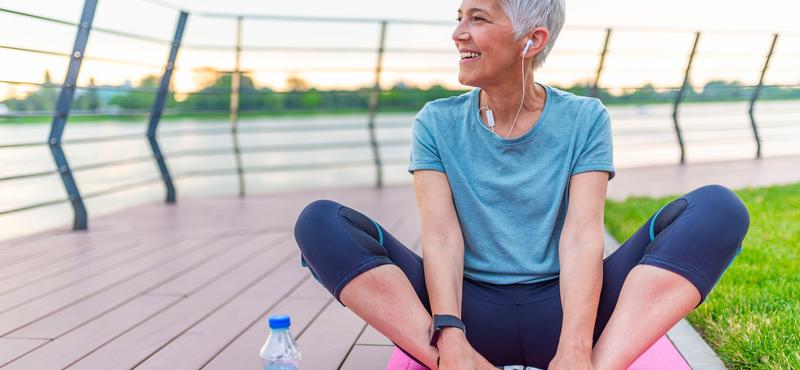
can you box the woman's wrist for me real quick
[438,326,469,349]
[437,327,483,368]
[555,335,593,356]
[556,320,595,354]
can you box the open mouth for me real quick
[460,52,481,60]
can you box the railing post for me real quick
[148,11,188,204]
[591,28,612,99]
[231,16,245,197]
[672,32,700,164]
[367,21,387,188]
[48,0,97,230]
[749,33,778,159]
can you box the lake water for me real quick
[1,99,799,242]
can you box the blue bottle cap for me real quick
[269,315,291,329]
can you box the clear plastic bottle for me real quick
[259,315,301,370]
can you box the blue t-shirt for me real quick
[408,85,615,285]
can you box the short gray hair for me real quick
[499,0,566,70]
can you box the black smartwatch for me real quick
[429,314,466,346]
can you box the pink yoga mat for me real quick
[627,335,691,370]
[385,335,690,370]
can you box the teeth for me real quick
[460,52,481,59]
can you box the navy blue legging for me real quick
[294,185,749,369]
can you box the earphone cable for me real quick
[505,52,526,139]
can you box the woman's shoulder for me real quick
[542,85,609,133]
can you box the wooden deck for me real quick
[1,154,799,370]
[0,185,419,370]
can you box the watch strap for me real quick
[435,314,465,331]
[429,314,465,346]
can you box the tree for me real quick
[286,75,309,92]
[74,77,100,111]
[193,67,220,90]
[109,74,175,110]
[699,80,747,101]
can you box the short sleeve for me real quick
[572,105,615,180]
[407,112,445,173]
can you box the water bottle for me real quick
[260,315,301,370]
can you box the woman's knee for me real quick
[294,199,389,265]
[644,185,750,294]
[677,185,750,295]
[294,199,344,256]
[686,185,750,236]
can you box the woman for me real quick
[295,0,750,369]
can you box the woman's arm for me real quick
[415,170,464,321]
[549,171,609,370]
[414,170,494,370]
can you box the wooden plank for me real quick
[66,239,299,370]
[288,275,332,300]
[293,300,367,370]
[133,219,282,233]
[0,338,49,368]
[339,345,396,370]
[0,240,174,313]
[177,226,281,240]
[0,250,46,270]
[148,233,289,296]
[135,260,309,370]
[0,230,140,252]
[124,227,264,243]
[0,247,94,278]
[0,238,207,335]
[93,223,262,241]
[8,235,280,339]
[130,214,290,233]
[0,241,140,294]
[356,325,394,346]
[0,233,98,251]
[1,296,180,370]
[202,297,331,370]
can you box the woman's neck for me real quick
[479,70,546,137]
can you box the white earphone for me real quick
[522,39,534,57]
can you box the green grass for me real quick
[604,183,800,369]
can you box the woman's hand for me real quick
[437,328,496,370]
[547,346,594,370]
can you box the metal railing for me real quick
[0,0,799,232]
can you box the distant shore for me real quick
[3,97,800,125]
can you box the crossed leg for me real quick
[340,264,700,370]
[340,265,441,369]
[591,265,700,370]
[296,185,748,369]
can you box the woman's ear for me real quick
[523,27,550,59]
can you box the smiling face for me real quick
[452,0,522,88]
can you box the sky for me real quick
[1,0,799,99]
